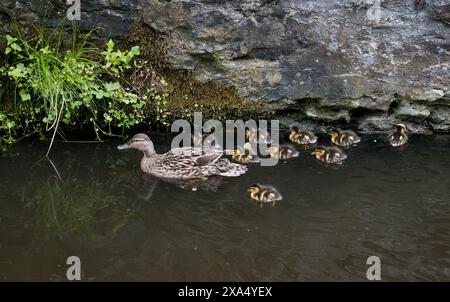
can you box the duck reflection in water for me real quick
[136,174,225,201]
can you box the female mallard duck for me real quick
[330,128,361,147]
[118,133,247,179]
[248,183,283,205]
[231,148,260,164]
[267,144,299,159]
[388,123,408,147]
[311,146,347,164]
[289,127,317,145]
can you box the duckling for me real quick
[387,123,408,147]
[311,146,347,164]
[248,183,283,206]
[267,144,299,160]
[231,148,260,164]
[329,128,361,147]
[191,132,222,151]
[245,128,272,144]
[289,127,317,145]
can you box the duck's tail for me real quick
[212,158,248,177]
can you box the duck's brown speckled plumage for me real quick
[388,124,408,147]
[267,144,299,159]
[118,134,247,179]
[311,146,348,164]
[330,128,361,147]
[289,127,317,145]
[231,148,260,164]
[248,183,283,204]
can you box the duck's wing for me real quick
[159,147,246,178]
[168,147,222,164]
[195,152,223,166]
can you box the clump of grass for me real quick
[0,23,144,154]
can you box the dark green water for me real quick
[1,134,449,281]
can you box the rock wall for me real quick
[1,0,450,132]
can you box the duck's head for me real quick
[117,133,156,156]
[245,127,259,140]
[231,148,242,159]
[248,183,261,194]
[329,128,341,138]
[311,146,326,156]
[192,132,203,147]
[395,123,407,132]
[267,146,280,157]
[290,126,299,135]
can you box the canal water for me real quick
[0,133,449,281]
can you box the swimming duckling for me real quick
[245,128,272,144]
[248,183,283,206]
[329,128,361,147]
[387,123,408,147]
[267,144,299,160]
[289,127,318,145]
[231,148,260,164]
[311,146,347,164]
[191,132,221,150]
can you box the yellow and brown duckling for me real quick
[248,183,283,205]
[387,123,408,147]
[329,128,361,147]
[245,128,272,144]
[191,132,221,150]
[311,146,348,164]
[289,127,318,145]
[267,144,299,160]
[231,148,260,164]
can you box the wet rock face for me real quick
[1,0,449,132]
[0,0,138,38]
[141,0,450,132]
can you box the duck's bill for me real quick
[310,151,317,155]
[117,143,131,150]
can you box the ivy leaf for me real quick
[104,82,120,92]
[106,39,115,52]
[103,113,113,122]
[11,43,22,53]
[130,46,140,56]
[5,35,17,46]
[19,89,31,101]
[8,63,28,79]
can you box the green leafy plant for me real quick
[0,24,144,154]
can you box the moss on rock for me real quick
[122,21,266,130]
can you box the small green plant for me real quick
[0,24,145,154]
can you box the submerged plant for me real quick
[0,24,144,154]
